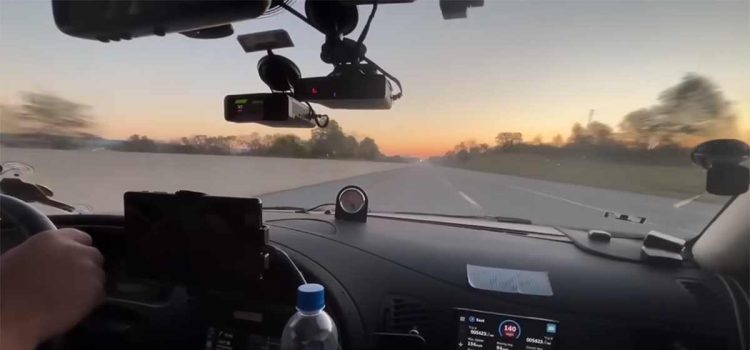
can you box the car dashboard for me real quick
[48,212,747,350]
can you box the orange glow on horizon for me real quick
[98,105,750,158]
[100,122,573,158]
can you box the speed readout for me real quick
[499,320,521,339]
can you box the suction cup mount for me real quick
[257,51,301,92]
[691,139,750,196]
[305,0,359,37]
[305,0,365,65]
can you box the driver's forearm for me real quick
[1,264,39,350]
[0,317,37,350]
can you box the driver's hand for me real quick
[0,229,105,350]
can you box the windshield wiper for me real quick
[263,203,336,214]
[387,211,532,225]
[263,206,308,213]
[263,206,533,225]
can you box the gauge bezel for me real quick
[337,187,367,214]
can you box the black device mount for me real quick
[233,30,330,128]
[279,0,404,102]
[258,51,301,93]
[691,139,750,196]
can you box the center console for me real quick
[87,192,301,350]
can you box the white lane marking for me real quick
[506,184,699,235]
[437,174,456,190]
[507,185,606,212]
[673,194,701,208]
[433,170,484,214]
[459,191,482,210]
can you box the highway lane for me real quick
[2,148,722,238]
[260,163,724,239]
[2,148,407,214]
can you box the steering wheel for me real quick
[0,194,56,247]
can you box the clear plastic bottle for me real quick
[280,283,339,350]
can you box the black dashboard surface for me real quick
[50,213,746,350]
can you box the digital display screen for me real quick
[204,327,280,350]
[124,192,266,289]
[224,94,266,122]
[455,308,558,350]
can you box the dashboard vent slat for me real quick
[381,296,437,335]
[379,295,455,347]
[676,279,729,309]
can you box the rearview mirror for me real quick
[52,0,271,42]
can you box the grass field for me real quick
[443,153,716,200]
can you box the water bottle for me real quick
[280,283,340,350]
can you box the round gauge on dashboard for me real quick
[335,186,369,222]
[338,187,366,214]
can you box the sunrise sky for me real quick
[1,0,749,157]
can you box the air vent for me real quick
[381,296,436,336]
[631,328,727,350]
[676,279,729,309]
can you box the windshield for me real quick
[1,1,748,240]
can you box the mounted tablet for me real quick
[123,191,269,291]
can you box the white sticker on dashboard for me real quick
[466,264,553,296]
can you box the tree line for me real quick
[440,74,747,166]
[111,120,386,160]
[0,92,397,161]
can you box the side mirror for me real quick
[52,0,271,42]
[691,139,750,196]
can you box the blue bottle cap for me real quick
[297,283,325,312]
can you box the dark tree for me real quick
[266,135,308,158]
[552,134,564,147]
[568,122,613,146]
[456,149,471,162]
[116,134,158,152]
[338,135,359,158]
[0,92,98,149]
[619,74,737,147]
[495,132,523,148]
[309,120,346,158]
[357,137,382,160]
[2,92,96,137]
[568,123,591,145]
[180,135,235,154]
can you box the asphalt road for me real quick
[1,148,405,214]
[260,164,724,239]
